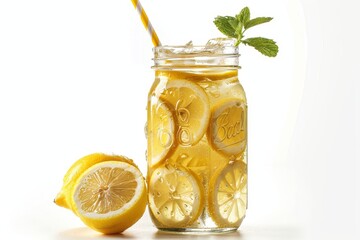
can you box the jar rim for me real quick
[153,45,240,69]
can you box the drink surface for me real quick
[147,69,247,232]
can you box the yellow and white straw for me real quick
[130,0,162,47]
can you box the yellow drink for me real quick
[147,44,247,232]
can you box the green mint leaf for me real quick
[213,16,238,38]
[236,7,250,24]
[213,7,278,58]
[235,22,243,36]
[245,17,273,30]
[228,18,239,30]
[242,37,279,57]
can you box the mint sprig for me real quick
[214,7,278,57]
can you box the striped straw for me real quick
[130,0,162,47]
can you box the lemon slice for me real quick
[208,98,247,157]
[160,79,210,146]
[148,164,204,227]
[209,161,247,227]
[71,161,147,234]
[54,153,136,209]
[148,99,175,167]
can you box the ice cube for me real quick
[166,41,194,55]
[184,41,194,54]
[185,41,193,47]
[205,38,236,47]
[205,38,237,55]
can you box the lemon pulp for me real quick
[76,165,137,215]
[54,153,136,209]
[71,161,147,234]
[148,165,204,227]
[209,161,247,227]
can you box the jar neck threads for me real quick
[153,46,240,70]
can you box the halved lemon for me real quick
[209,161,247,227]
[70,161,147,234]
[148,164,204,227]
[54,153,136,209]
[208,98,247,157]
[160,79,210,146]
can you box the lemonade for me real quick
[147,42,248,232]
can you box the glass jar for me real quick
[146,44,247,233]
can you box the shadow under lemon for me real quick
[56,227,137,239]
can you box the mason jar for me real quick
[146,44,247,233]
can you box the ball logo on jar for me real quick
[215,108,245,143]
[210,100,247,156]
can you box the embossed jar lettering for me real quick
[209,99,247,157]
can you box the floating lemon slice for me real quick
[209,161,247,227]
[148,99,175,167]
[160,79,210,146]
[148,164,204,227]
[208,98,247,157]
[70,161,147,234]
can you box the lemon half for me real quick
[54,153,136,209]
[71,161,147,234]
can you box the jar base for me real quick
[157,227,238,234]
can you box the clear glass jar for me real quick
[146,45,247,233]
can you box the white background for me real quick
[0,0,358,239]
